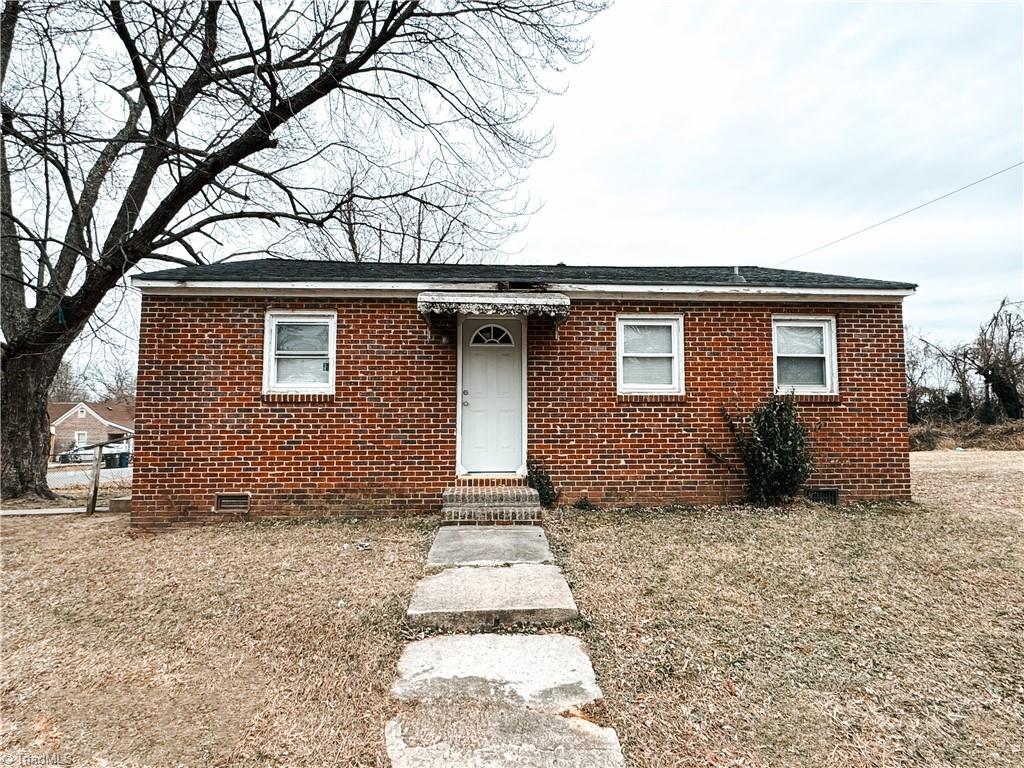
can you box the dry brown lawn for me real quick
[2,476,133,510]
[547,450,1024,768]
[2,451,1021,767]
[1,514,435,767]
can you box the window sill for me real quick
[261,392,336,403]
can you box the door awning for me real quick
[417,291,571,325]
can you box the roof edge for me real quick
[133,279,914,301]
[50,401,135,432]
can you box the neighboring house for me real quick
[49,401,135,458]
[130,260,915,528]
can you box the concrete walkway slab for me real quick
[407,564,578,629]
[393,634,601,712]
[426,525,553,570]
[386,703,624,768]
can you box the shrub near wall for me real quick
[725,396,813,505]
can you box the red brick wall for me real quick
[529,300,910,506]
[132,295,910,528]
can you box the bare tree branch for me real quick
[0,0,606,497]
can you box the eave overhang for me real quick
[131,278,914,302]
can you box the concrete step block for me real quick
[393,634,602,712]
[109,496,131,514]
[386,702,624,768]
[406,564,577,630]
[426,525,553,571]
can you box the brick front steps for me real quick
[441,486,543,524]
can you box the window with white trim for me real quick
[77,407,86,418]
[74,431,88,446]
[616,315,684,394]
[263,312,337,394]
[772,316,838,394]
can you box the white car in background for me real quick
[56,440,132,464]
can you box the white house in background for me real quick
[48,401,135,459]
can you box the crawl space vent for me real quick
[216,493,250,512]
[805,487,840,506]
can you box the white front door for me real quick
[459,318,524,474]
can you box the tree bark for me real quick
[1,345,66,499]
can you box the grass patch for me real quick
[547,451,1024,768]
[1,477,133,510]
[1,514,436,767]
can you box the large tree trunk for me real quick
[1,346,65,499]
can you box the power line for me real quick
[774,160,1024,267]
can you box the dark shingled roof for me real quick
[137,259,916,291]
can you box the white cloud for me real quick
[510,1,1023,341]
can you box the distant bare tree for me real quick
[917,299,1024,423]
[48,359,89,403]
[307,167,513,263]
[967,299,1023,419]
[921,338,977,421]
[91,355,137,406]
[904,330,929,423]
[0,1,604,497]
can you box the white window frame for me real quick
[74,431,88,446]
[262,311,337,394]
[772,315,838,395]
[616,315,685,395]
[77,407,86,418]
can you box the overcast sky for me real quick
[508,1,1023,342]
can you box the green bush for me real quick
[572,496,597,511]
[526,456,559,508]
[725,395,813,505]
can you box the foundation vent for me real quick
[805,487,840,506]
[215,493,251,512]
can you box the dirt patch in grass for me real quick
[547,451,1024,767]
[1,514,436,767]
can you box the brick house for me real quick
[130,260,915,528]
[48,401,135,458]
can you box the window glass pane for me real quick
[778,357,826,387]
[623,356,673,386]
[471,325,514,345]
[276,356,330,384]
[276,322,328,353]
[777,325,824,355]
[623,324,672,354]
